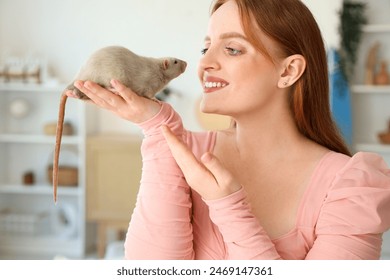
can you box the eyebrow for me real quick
[204,32,248,42]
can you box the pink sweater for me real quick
[124,102,390,259]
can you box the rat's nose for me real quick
[181,60,187,72]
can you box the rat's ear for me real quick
[162,59,169,70]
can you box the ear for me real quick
[162,59,169,70]
[277,54,306,88]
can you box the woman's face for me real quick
[198,0,284,119]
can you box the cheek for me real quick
[242,62,279,91]
[197,64,204,85]
[229,66,279,106]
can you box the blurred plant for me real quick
[338,1,367,83]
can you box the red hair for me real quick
[211,0,351,156]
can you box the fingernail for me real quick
[84,81,92,89]
[110,79,118,87]
[65,90,73,97]
[74,81,83,88]
[160,125,168,134]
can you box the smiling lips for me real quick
[202,76,229,93]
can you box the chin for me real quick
[201,95,233,115]
[202,104,229,117]
[200,96,217,114]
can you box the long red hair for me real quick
[211,0,351,156]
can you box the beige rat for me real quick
[53,45,187,202]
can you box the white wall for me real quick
[303,0,342,50]
[0,0,342,133]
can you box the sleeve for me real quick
[204,188,282,260]
[124,102,194,260]
[306,152,390,259]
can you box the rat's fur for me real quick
[67,46,187,99]
[53,46,187,202]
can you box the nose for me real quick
[181,60,187,72]
[198,48,220,72]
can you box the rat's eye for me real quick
[174,60,178,64]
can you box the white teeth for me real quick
[204,81,227,88]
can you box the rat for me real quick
[53,45,187,202]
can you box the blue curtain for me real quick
[328,48,353,148]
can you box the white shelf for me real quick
[0,82,86,259]
[351,85,390,94]
[0,82,65,93]
[0,184,81,196]
[0,234,79,244]
[0,234,83,259]
[0,134,81,144]
[355,143,390,153]
[351,0,390,261]
[362,24,390,33]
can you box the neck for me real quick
[229,104,306,162]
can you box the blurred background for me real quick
[0,0,389,260]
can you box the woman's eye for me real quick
[225,47,242,56]
[200,48,208,55]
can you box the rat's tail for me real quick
[53,93,68,203]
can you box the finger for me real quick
[110,79,139,103]
[65,89,94,105]
[161,125,201,171]
[74,80,121,108]
[162,126,241,199]
[161,125,215,185]
[73,81,97,100]
[64,89,77,98]
[201,152,241,193]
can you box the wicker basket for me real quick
[48,165,78,186]
[43,122,74,136]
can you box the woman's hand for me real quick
[161,125,242,200]
[67,79,161,123]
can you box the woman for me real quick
[69,0,390,259]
